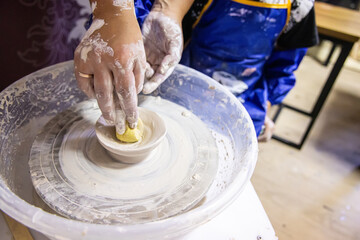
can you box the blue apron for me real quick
[180,0,296,136]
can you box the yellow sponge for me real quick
[116,119,144,143]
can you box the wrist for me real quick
[151,0,193,23]
[151,6,182,24]
[91,14,142,44]
[267,101,271,109]
[91,0,136,21]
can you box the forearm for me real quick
[88,0,141,43]
[90,0,135,20]
[151,0,194,22]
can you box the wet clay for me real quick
[95,107,166,163]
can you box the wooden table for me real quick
[315,2,360,42]
[272,2,360,149]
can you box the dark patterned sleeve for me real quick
[276,0,319,49]
[182,0,209,43]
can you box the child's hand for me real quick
[258,115,275,142]
[142,11,183,94]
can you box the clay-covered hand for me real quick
[258,115,275,142]
[141,11,183,94]
[74,8,146,134]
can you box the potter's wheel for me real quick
[1,62,258,239]
[29,96,218,224]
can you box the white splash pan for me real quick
[0,61,258,239]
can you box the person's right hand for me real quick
[74,4,146,134]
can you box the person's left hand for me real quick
[141,11,183,94]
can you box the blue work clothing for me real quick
[134,0,154,26]
[180,0,306,136]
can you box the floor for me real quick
[252,46,360,240]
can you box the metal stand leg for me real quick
[272,104,283,123]
[323,43,337,66]
[271,38,354,149]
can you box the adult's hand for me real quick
[141,0,194,94]
[74,1,146,134]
